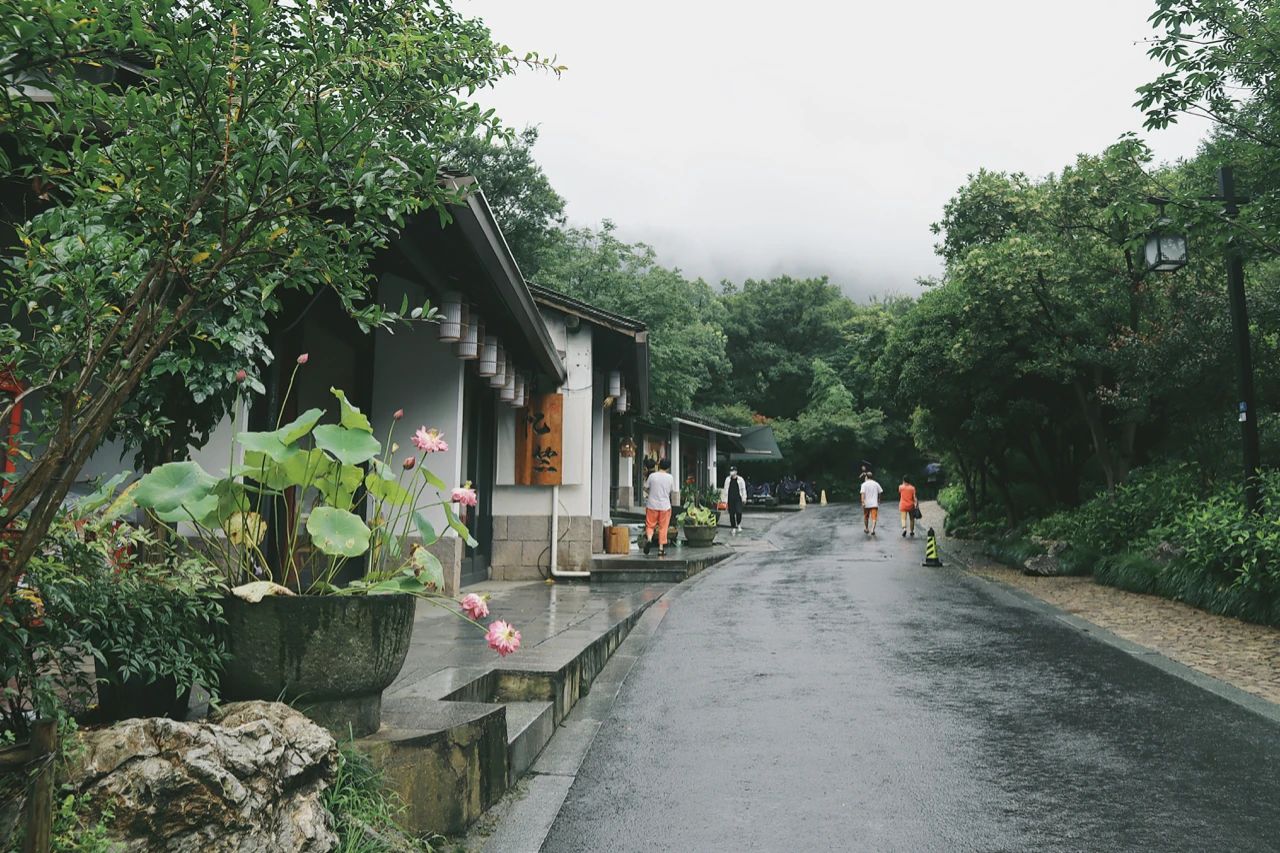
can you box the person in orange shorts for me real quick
[643,458,675,556]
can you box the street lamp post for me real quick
[1217,166,1263,515]
[1148,167,1261,514]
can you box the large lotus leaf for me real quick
[235,430,292,463]
[413,511,438,546]
[330,387,372,433]
[419,466,448,492]
[307,506,370,558]
[365,471,413,506]
[313,424,380,465]
[154,493,220,525]
[133,461,217,513]
[315,462,364,507]
[441,501,478,548]
[411,548,445,591]
[240,448,325,490]
[102,480,141,522]
[214,479,251,523]
[278,407,325,445]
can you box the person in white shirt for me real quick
[644,458,676,556]
[722,467,747,532]
[860,472,883,535]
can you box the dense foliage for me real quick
[0,0,549,594]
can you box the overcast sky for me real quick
[462,0,1210,300]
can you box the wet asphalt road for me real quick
[541,507,1280,852]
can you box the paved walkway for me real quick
[541,506,1280,852]
[926,503,1280,707]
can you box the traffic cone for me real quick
[922,527,943,567]
[799,490,807,508]
[820,490,828,505]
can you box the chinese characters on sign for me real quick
[515,393,563,486]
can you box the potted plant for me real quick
[129,361,520,737]
[678,504,719,547]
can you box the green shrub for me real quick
[982,535,1042,569]
[1032,462,1198,556]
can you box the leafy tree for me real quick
[445,125,566,278]
[0,0,551,591]
[719,276,857,419]
[536,222,728,415]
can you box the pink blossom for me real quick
[451,487,478,507]
[234,369,247,383]
[486,620,521,656]
[393,408,404,421]
[460,593,489,620]
[402,456,416,470]
[412,427,448,453]
[296,353,309,365]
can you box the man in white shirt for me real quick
[644,458,676,556]
[860,472,883,536]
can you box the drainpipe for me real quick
[550,484,590,578]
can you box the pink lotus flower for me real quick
[402,457,416,470]
[234,369,247,383]
[393,408,404,421]
[296,353,309,365]
[412,427,448,453]
[486,620,521,656]
[460,593,489,620]
[451,487,478,507]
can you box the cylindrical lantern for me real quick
[616,386,629,414]
[608,370,622,397]
[479,334,499,376]
[500,369,516,403]
[514,375,527,408]
[488,344,506,388]
[458,315,481,360]
[438,291,463,342]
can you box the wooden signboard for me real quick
[515,393,563,486]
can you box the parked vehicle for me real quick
[747,480,777,507]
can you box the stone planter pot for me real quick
[682,525,718,547]
[218,593,415,737]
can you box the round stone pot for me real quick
[682,525,719,547]
[218,593,415,737]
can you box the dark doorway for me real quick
[459,369,495,586]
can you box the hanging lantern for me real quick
[500,367,517,403]
[514,375,527,408]
[616,386,629,414]
[488,344,506,388]
[438,292,463,342]
[479,334,499,376]
[458,314,481,360]
[608,370,622,397]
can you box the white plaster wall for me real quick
[370,274,465,535]
[492,310,592,519]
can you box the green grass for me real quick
[325,744,437,853]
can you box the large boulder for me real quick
[67,701,338,852]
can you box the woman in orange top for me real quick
[898,475,918,537]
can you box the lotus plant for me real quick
[128,362,516,650]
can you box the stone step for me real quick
[590,546,734,583]
[503,700,556,785]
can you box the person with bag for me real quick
[898,474,920,537]
[722,466,747,533]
